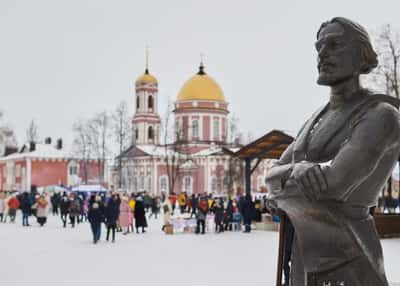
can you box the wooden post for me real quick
[276,214,286,286]
[245,158,251,195]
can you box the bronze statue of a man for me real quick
[266,17,400,286]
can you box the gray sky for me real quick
[1,0,399,151]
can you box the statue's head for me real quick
[316,17,378,86]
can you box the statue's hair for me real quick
[317,17,378,74]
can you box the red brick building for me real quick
[0,140,102,192]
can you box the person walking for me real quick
[178,192,187,214]
[128,194,135,233]
[190,194,198,218]
[88,195,104,244]
[240,194,254,233]
[224,199,234,231]
[20,192,31,226]
[68,194,81,228]
[105,194,120,242]
[59,193,70,228]
[168,192,177,215]
[134,196,147,233]
[50,193,59,216]
[7,194,20,223]
[36,195,48,226]
[213,198,224,233]
[119,194,131,235]
[161,200,171,232]
[196,196,208,234]
[149,196,160,219]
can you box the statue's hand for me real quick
[290,161,328,200]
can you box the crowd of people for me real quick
[164,192,270,234]
[0,189,272,243]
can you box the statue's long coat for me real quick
[266,94,400,286]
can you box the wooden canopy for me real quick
[235,130,294,160]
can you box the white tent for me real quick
[71,184,108,193]
[37,185,70,194]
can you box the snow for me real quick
[0,143,72,161]
[0,215,399,286]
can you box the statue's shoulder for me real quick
[367,93,400,109]
[359,94,400,143]
[364,94,400,119]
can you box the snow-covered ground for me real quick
[0,214,399,286]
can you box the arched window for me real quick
[148,95,153,109]
[192,119,199,138]
[136,96,140,109]
[135,129,139,140]
[148,126,154,140]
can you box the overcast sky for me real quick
[1,0,399,151]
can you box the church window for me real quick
[192,119,199,138]
[147,177,152,192]
[213,118,220,139]
[136,96,140,109]
[211,177,217,193]
[160,176,168,192]
[223,176,228,190]
[148,95,153,109]
[148,126,154,140]
[139,176,144,190]
[183,176,192,193]
[135,129,139,140]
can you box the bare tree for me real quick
[162,99,189,194]
[372,24,400,98]
[370,24,400,204]
[26,119,39,143]
[227,113,240,144]
[72,119,92,184]
[112,101,132,188]
[87,111,111,185]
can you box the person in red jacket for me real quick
[168,193,177,216]
[8,194,20,223]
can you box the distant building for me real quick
[0,139,102,192]
[114,61,272,195]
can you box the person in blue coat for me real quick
[88,195,104,244]
[104,194,120,242]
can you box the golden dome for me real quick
[177,65,225,102]
[136,69,157,84]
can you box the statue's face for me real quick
[316,22,360,86]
